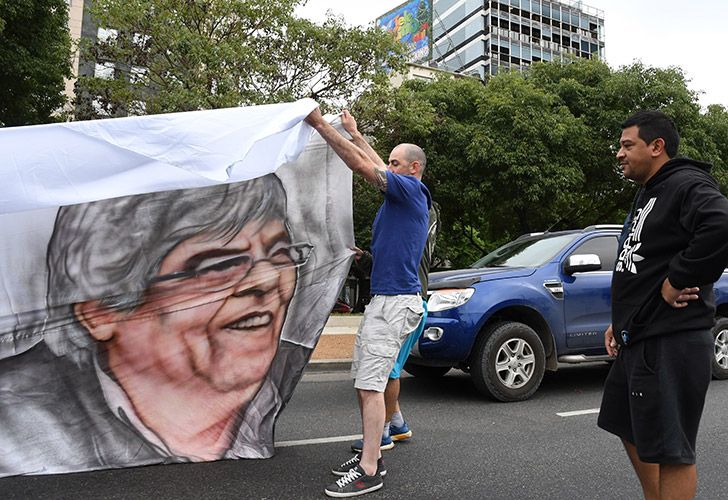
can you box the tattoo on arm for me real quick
[370,168,387,192]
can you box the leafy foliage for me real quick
[75,0,406,119]
[0,0,72,126]
[354,59,728,268]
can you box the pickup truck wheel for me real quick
[712,317,728,380]
[471,321,546,402]
[403,362,451,379]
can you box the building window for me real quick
[94,62,115,79]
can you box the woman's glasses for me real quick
[148,242,314,291]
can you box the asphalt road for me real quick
[3,363,727,499]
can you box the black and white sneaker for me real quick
[324,464,384,497]
[331,453,386,477]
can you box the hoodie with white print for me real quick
[611,157,728,346]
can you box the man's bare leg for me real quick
[622,440,698,499]
[357,389,384,476]
[623,440,659,500]
[660,464,697,500]
[384,378,400,423]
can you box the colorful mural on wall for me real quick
[376,0,433,63]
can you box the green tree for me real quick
[700,104,728,191]
[75,0,406,119]
[468,73,589,237]
[355,73,590,266]
[0,0,72,126]
[528,60,718,224]
[353,76,488,265]
[353,59,728,268]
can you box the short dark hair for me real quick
[621,110,680,158]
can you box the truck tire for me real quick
[403,362,451,379]
[471,321,546,402]
[712,317,728,380]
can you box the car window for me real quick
[568,236,619,272]
[471,233,579,268]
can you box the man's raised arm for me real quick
[305,108,387,192]
[340,110,387,169]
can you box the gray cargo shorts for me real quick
[351,294,424,392]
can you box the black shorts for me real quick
[597,329,713,464]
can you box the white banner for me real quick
[0,102,354,477]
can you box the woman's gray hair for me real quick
[42,174,288,366]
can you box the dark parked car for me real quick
[406,225,728,402]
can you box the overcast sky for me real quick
[297,0,728,108]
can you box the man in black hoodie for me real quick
[598,110,728,499]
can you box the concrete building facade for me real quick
[431,0,604,79]
[63,0,97,109]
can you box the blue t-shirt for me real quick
[370,171,431,295]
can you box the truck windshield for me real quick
[471,233,579,268]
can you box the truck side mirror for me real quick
[564,254,602,275]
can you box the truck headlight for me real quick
[427,288,475,312]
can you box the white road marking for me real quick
[557,408,600,417]
[275,434,362,448]
[277,408,600,448]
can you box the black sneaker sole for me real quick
[324,481,384,497]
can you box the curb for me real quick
[307,315,361,371]
[306,359,352,372]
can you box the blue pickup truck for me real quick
[405,225,728,402]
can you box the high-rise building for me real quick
[431,0,604,78]
[63,0,97,109]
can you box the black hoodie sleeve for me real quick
[668,178,728,289]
